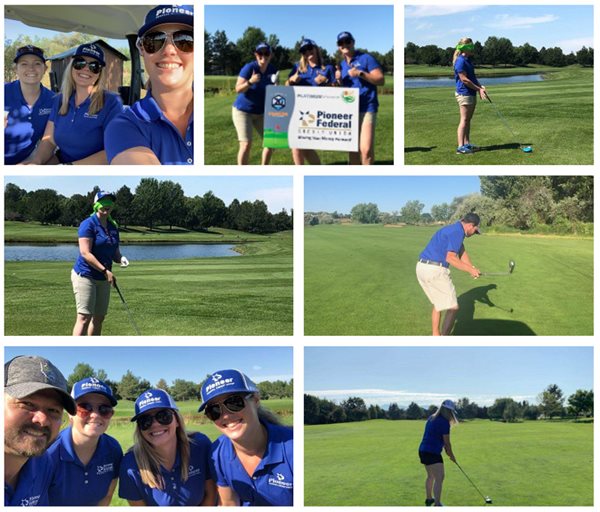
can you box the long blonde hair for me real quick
[298,46,326,73]
[59,58,106,116]
[432,404,459,426]
[453,37,473,65]
[131,410,191,490]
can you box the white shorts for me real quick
[416,261,458,312]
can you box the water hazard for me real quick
[405,74,544,89]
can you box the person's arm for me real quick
[443,434,456,463]
[200,479,217,506]
[357,67,384,86]
[458,71,487,99]
[97,478,118,506]
[79,237,115,285]
[446,249,480,278]
[235,71,260,94]
[110,147,161,165]
[21,120,57,164]
[216,486,241,506]
[127,499,147,506]
[70,150,108,165]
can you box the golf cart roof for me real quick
[4,5,152,39]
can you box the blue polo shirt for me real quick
[419,415,451,455]
[104,92,193,165]
[288,63,335,87]
[454,54,480,96]
[233,61,278,114]
[419,221,466,268]
[73,215,120,280]
[4,80,55,164]
[119,432,212,506]
[339,51,381,113]
[210,422,293,506]
[46,426,123,506]
[4,452,54,506]
[50,91,123,163]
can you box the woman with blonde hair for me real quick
[119,388,216,506]
[286,38,335,165]
[418,399,459,506]
[24,43,123,165]
[453,37,487,154]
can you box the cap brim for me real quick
[7,382,76,415]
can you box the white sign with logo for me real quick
[264,85,359,152]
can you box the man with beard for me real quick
[4,355,76,506]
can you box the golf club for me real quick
[454,460,493,505]
[114,279,141,336]
[484,93,532,153]
[481,260,515,277]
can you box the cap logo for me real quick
[144,391,153,399]
[39,361,58,384]
[155,6,193,18]
[204,377,234,394]
[211,373,222,382]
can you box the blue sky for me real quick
[304,176,480,213]
[205,5,394,56]
[405,5,594,53]
[4,346,293,385]
[5,176,293,213]
[305,347,593,408]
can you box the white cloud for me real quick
[485,14,558,30]
[252,365,263,371]
[253,373,292,383]
[406,5,483,19]
[556,37,594,53]
[253,187,293,213]
[415,22,433,31]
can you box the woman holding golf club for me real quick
[200,369,293,506]
[453,37,487,155]
[105,5,194,165]
[119,389,216,506]
[286,38,335,165]
[71,191,128,336]
[418,399,459,507]
[47,378,122,506]
[232,42,279,165]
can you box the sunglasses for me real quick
[73,57,103,75]
[136,409,174,431]
[139,30,194,54]
[205,393,252,422]
[256,51,271,57]
[76,402,114,419]
[338,38,353,46]
[301,45,315,53]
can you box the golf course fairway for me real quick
[404,67,593,165]
[5,230,293,336]
[304,224,593,335]
[304,419,593,506]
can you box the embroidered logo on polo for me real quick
[268,473,293,489]
[20,495,41,506]
[84,113,99,119]
[97,463,114,475]
[188,464,202,478]
[38,108,52,116]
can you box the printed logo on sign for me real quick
[268,473,293,489]
[272,95,286,111]
[342,90,355,104]
[298,111,316,127]
[97,463,114,475]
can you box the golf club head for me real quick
[522,146,533,153]
[485,497,493,504]
[509,260,515,274]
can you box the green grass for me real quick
[404,67,593,165]
[304,224,593,335]
[5,229,293,336]
[405,63,568,78]
[304,419,593,506]
[204,77,394,165]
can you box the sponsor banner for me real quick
[264,85,359,151]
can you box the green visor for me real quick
[456,43,475,52]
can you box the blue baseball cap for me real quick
[138,5,194,37]
[337,31,355,44]
[71,377,117,406]
[198,369,258,411]
[255,42,272,53]
[131,389,178,421]
[74,43,105,67]
[300,39,317,52]
[94,190,115,203]
[14,45,46,63]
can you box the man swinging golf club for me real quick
[416,213,481,336]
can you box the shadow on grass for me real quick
[478,142,533,152]
[405,146,436,152]
[452,284,536,335]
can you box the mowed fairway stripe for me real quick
[304,419,593,506]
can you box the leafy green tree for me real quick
[236,27,268,63]
[431,203,453,222]
[59,194,88,227]
[576,46,593,67]
[67,363,96,390]
[538,384,565,418]
[170,379,199,401]
[28,189,62,225]
[133,178,162,229]
[387,402,403,420]
[488,398,520,421]
[567,389,593,417]
[405,42,419,64]
[418,45,441,66]
[340,396,368,422]
[197,190,227,230]
[351,202,380,224]
[159,180,186,230]
[400,200,424,224]
[406,401,425,419]
[119,370,151,401]
[155,378,170,392]
[115,186,135,228]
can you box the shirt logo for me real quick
[38,108,52,116]
[268,473,293,489]
[188,464,202,477]
[84,113,99,119]
[97,463,114,475]
[20,495,41,506]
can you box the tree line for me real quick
[5,179,293,235]
[305,384,593,425]
[205,26,394,76]
[405,37,593,68]
[306,176,592,236]
[67,362,293,402]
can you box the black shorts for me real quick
[419,450,443,465]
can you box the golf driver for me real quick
[114,279,141,336]
[484,92,532,153]
[454,461,493,505]
[481,260,515,277]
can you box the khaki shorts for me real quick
[455,92,476,106]
[71,269,111,316]
[232,107,264,142]
[416,261,458,312]
[359,111,377,129]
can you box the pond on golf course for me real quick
[4,243,242,262]
[405,73,544,88]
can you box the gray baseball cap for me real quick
[4,355,76,415]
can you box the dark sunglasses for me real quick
[76,402,114,419]
[73,57,103,75]
[256,50,271,57]
[205,393,252,422]
[139,30,194,54]
[338,38,353,46]
[301,45,315,53]
[136,409,174,431]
